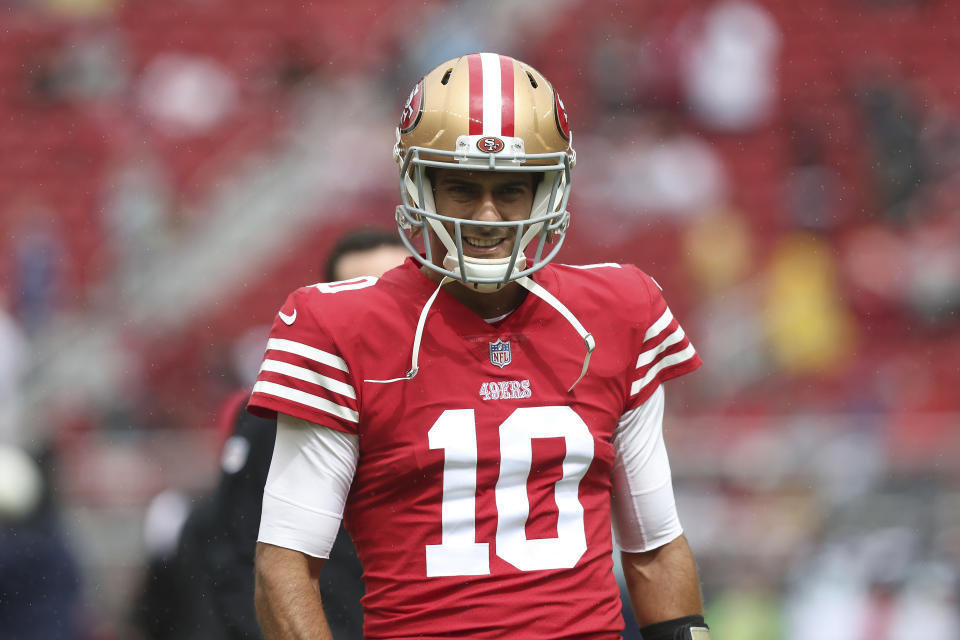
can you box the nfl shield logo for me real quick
[489,339,512,368]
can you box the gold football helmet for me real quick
[394,53,576,290]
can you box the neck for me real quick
[422,266,527,318]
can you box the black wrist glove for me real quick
[638,614,710,640]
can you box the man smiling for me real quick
[248,53,710,640]
[426,169,538,318]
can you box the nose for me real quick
[472,189,502,223]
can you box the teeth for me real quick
[465,237,502,248]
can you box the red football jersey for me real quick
[248,258,701,639]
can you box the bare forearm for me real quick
[621,534,703,626]
[255,543,333,640]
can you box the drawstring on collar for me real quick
[364,275,596,392]
[365,276,454,384]
[515,276,596,392]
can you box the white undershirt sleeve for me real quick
[610,385,684,553]
[258,413,360,559]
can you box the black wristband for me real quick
[638,614,709,640]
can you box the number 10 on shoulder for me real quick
[426,406,594,576]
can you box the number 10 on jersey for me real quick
[426,406,595,576]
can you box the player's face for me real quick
[429,168,536,265]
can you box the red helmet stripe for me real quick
[467,53,484,136]
[499,55,515,137]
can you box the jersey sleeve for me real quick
[247,287,360,435]
[625,268,702,410]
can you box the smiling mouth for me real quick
[464,237,505,249]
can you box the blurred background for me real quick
[1,0,958,638]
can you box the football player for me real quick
[249,53,711,640]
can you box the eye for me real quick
[498,184,529,198]
[442,182,479,200]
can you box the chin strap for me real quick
[364,276,453,384]
[365,275,596,393]
[515,276,596,392]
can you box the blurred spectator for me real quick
[99,145,175,295]
[679,0,781,131]
[854,73,927,225]
[0,444,43,524]
[0,293,28,445]
[763,233,857,377]
[54,24,130,105]
[888,562,960,639]
[785,542,868,640]
[578,113,727,221]
[705,567,784,640]
[133,489,202,640]
[24,40,67,107]
[22,24,129,107]
[839,224,910,322]
[271,39,319,94]
[683,207,754,296]
[587,20,662,116]
[132,228,406,640]
[691,282,768,400]
[322,227,410,286]
[921,108,960,189]
[903,212,960,328]
[786,513,960,640]
[9,201,66,333]
[783,119,840,232]
[142,490,192,565]
[0,444,82,639]
[138,53,238,137]
[682,207,769,398]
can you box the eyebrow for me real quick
[438,176,531,189]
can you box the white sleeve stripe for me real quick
[252,380,359,423]
[643,308,675,342]
[259,359,356,399]
[635,326,686,369]
[630,344,697,396]
[266,338,349,372]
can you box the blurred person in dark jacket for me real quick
[0,444,82,640]
[133,228,406,640]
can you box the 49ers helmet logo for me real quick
[554,90,570,141]
[399,79,424,133]
[477,136,505,153]
[477,136,504,153]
